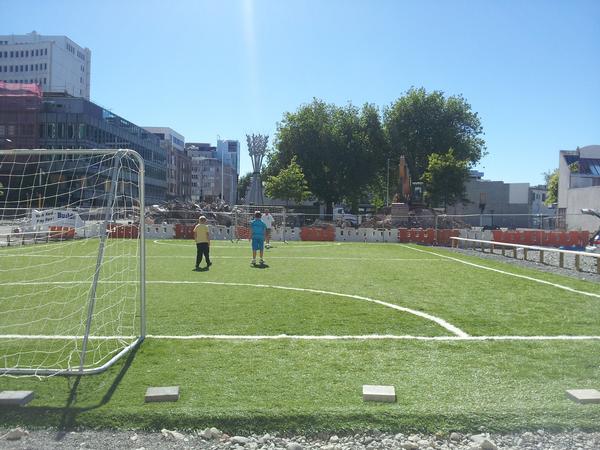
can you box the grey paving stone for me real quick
[0,390,34,406]
[566,389,600,404]
[144,386,180,402]
[362,385,396,403]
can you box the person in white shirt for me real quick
[261,209,275,248]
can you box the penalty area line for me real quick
[401,244,600,299]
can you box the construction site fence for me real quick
[1,223,593,248]
[143,210,595,232]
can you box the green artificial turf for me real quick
[1,239,599,433]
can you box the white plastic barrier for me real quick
[146,224,174,239]
[460,229,493,241]
[336,227,399,243]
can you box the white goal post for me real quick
[0,149,145,376]
[231,205,287,242]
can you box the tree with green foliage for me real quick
[264,156,311,206]
[421,149,470,211]
[237,172,252,203]
[272,99,386,214]
[544,169,559,205]
[384,87,486,181]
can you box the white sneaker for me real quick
[260,258,264,265]
[251,259,256,266]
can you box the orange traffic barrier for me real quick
[107,224,139,239]
[49,226,75,240]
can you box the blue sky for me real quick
[4,0,599,185]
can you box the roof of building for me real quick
[0,81,42,97]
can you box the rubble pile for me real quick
[145,200,233,226]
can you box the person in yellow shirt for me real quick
[193,216,212,270]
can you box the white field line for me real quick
[2,334,600,341]
[401,244,600,299]
[1,280,467,337]
[156,280,469,338]
[0,253,442,261]
[152,240,342,249]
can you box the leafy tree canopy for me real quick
[237,172,252,203]
[264,156,311,206]
[544,169,559,206]
[384,87,486,181]
[272,99,386,213]
[421,149,470,210]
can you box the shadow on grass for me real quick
[0,344,139,436]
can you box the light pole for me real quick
[217,135,223,201]
[386,158,390,207]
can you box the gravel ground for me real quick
[1,247,598,450]
[2,427,600,450]
[446,246,600,284]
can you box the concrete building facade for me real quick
[558,145,600,231]
[144,127,191,201]
[186,141,238,205]
[0,31,91,99]
[447,172,531,228]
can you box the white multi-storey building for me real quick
[0,31,91,99]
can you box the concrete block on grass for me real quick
[362,385,396,403]
[566,389,600,404]
[145,386,179,403]
[0,391,34,406]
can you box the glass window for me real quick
[78,124,85,139]
[35,64,38,70]
[67,124,74,139]
[35,49,38,56]
[25,50,28,57]
[57,123,64,139]
[47,123,55,138]
[9,51,13,57]
[39,123,44,138]
[0,125,5,136]
[20,51,24,57]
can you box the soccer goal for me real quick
[232,205,287,242]
[0,149,145,376]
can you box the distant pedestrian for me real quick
[193,216,212,270]
[261,209,275,248]
[250,210,267,266]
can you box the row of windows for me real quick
[0,48,48,58]
[1,63,47,73]
[0,78,47,85]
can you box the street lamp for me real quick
[386,158,390,207]
[217,135,223,201]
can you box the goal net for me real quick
[0,149,145,376]
[231,205,287,241]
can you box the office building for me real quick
[0,84,167,204]
[0,31,91,99]
[144,127,191,201]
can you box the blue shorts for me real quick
[252,238,264,251]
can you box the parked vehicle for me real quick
[333,207,358,226]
